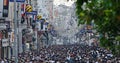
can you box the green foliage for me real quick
[116,36,120,41]
[76,0,120,55]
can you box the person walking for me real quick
[1,59,5,63]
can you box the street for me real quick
[3,44,119,63]
[0,0,120,63]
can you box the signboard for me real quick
[2,39,9,47]
[10,0,25,2]
[16,0,25,2]
[0,0,3,18]
[3,0,9,17]
[0,19,5,23]
[25,11,37,15]
[0,23,7,30]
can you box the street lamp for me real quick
[13,0,18,63]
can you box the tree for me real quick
[76,0,120,56]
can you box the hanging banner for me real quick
[0,0,3,18]
[10,0,25,2]
[25,11,37,15]
[21,4,25,17]
[3,0,9,17]
[16,0,25,2]
[9,0,14,2]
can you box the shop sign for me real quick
[0,23,6,30]
[2,39,9,47]
[16,0,25,2]
[10,0,25,2]
[25,11,37,15]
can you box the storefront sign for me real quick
[10,0,25,2]
[2,39,9,47]
[25,11,37,15]
[16,0,25,2]
[0,19,5,23]
[0,23,7,30]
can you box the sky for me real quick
[53,0,75,6]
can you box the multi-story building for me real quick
[0,0,39,59]
[37,0,78,44]
[37,0,53,22]
[0,0,14,59]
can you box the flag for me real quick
[21,4,25,17]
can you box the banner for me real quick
[21,4,25,17]
[10,0,25,2]
[16,0,25,2]
[25,11,37,15]
[3,0,9,17]
[0,0,3,17]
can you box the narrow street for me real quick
[0,0,120,63]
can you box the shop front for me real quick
[1,39,10,59]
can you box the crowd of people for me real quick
[0,44,120,63]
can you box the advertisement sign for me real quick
[21,4,25,17]
[10,0,25,2]
[0,23,6,30]
[25,11,37,15]
[2,39,9,47]
[0,0,3,18]
[16,0,25,2]
[3,0,9,17]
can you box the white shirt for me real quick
[29,61,32,63]
[1,60,4,63]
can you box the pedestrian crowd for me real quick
[0,44,120,63]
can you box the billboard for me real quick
[0,0,3,18]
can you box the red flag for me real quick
[21,4,25,17]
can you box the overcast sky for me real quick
[53,0,75,6]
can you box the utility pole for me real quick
[14,0,18,63]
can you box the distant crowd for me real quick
[0,44,120,63]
